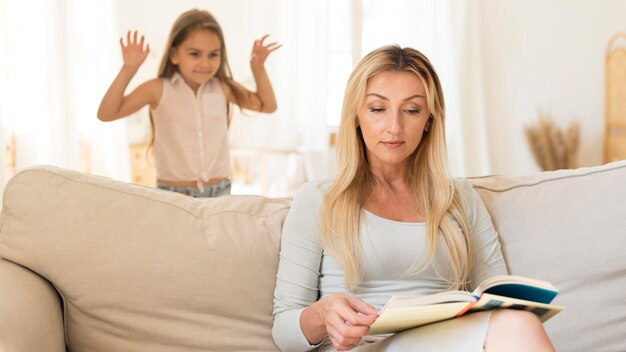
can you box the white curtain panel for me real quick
[362,0,490,177]
[235,0,491,177]
[229,0,492,178]
[70,0,132,181]
[0,1,10,188]
[442,0,491,177]
[0,0,131,187]
[228,0,334,151]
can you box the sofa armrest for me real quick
[0,258,65,352]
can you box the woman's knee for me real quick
[490,309,544,335]
[486,310,554,351]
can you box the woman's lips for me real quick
[380,141,404,148]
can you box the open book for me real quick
[368,275,564,335]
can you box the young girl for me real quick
[97,9,280,197]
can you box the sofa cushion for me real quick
[469,161,626,352]
[0,166,290,351]
[0,259,65,351]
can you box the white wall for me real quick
[479,0,626,174]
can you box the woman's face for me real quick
[357,70,431,171]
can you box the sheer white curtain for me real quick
[228,0,337,151]
[0,0,131,191]
[226,0,344,186]
[71,0,132,181]
[362,0,490,177]
[228,0,489,179]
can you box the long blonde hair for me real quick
[321,45,474,291]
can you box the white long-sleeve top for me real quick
[272,179,507,351]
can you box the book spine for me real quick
[455,298,479,317]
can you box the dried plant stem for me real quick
[525,114,580,171]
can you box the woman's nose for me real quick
[387,110,402,132]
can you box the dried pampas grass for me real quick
[525,114,580,171]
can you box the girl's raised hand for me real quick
[250,35,281,69]
[120,30,150,71]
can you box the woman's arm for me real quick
[272,182,377,351]
[456,180,508,288]
[272,182,326,351]
[97,31,160,121]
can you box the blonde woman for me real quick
[272,45,555,351]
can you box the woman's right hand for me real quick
[120,30,150,71]
[308,293,379,351]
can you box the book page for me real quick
[382,291,476,311]
[473,275,558,304]
[368,302,470,335]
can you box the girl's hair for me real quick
[321,45,474,292]
[158,9,232,87]
[149,9,243,150]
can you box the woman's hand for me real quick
[309,294,379,351]
[120,30,150,71]
[250,34,281,69]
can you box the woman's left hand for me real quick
[250,35,281,68]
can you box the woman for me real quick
[272,45,555,351]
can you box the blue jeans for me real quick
[157,180,231,198]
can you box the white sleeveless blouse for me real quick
[151,73,232,186]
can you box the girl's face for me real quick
[170,29,222,91]
[356,70,431,171]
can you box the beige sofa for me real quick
[0,162,625,351]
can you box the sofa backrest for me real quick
[468,161,626,352]
[1,162,625,352]
[0,166,289,351]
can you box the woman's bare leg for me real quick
[484,310,555,352]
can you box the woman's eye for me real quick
[209,53,219,58]
[406,109,422,115]
[369,107,385,113]
[189,52,199,57]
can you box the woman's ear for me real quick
[424,116,433,133]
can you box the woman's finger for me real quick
[327,327,362,350]
[347,296,378,317]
